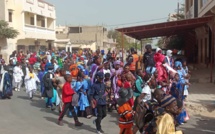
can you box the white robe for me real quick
[13,66,23,83]
[25,73,40,93]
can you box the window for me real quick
[41,20,45,27]
[69,27,82,33]
[29,46,36,52]
[30,17,34,25]
[8,11,13,22]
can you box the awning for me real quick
[116,15,214,40]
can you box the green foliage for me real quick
[108,30,152,50]
[0,20,19,39]
[166,36,184,50]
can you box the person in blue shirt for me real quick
[90,72,106,134]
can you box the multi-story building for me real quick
[0,0,56,61]
[55,25,117,53]
[185,0,214,64]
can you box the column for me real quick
[45,17,47,29]
[70,46,72,52]
[65,45,68,52]
[22,12,25,29]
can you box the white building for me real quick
[0,0,56,61]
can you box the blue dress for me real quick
[75,81,90,111]
[171,80,188,124]
[38,71,45,94]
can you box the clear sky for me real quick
[48,0,183,29]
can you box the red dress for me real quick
[123,81,134,107]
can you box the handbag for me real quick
[72,93,79,106]
[91,98,97,109]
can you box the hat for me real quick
[145,44,152,49]
[95,72,104,79]
[117,88,133,106]
[160,95,176,108]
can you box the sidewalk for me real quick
[185,66,215,117]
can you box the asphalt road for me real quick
[0,91,214,134]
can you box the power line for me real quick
[105,17,168,27]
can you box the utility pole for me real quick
[177,2,180,20]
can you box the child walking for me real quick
[117,88,134,134]
[58,74,83,126]
[90,72,107,134]
[25,67,40,99]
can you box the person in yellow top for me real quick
[117,88,134,134]
[156,95,183,134]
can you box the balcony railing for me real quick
[24,24,55,39]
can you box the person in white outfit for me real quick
[13,63,24,91]
[25,67,40,99]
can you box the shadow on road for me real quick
[44,116,96,133]
[179,115,215,134]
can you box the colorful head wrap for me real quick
[156,47,162,53]
[114,60,121,66]
[175,61,182,68]
[166,50,173,57]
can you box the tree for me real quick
[172,3,185,20]
[108,29,152,51]
[0,20,19,39]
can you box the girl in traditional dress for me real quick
[111,60,123,100]
[25,67,40,99]
[13,63,24,91]
[75,72,91,118]
[91,55,103,84]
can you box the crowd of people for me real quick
[0,45,191,134]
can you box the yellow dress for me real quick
[156,113,183,134]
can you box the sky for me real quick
[48,0,184,29]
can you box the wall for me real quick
[198,0,214,17]
[0,0,5,20]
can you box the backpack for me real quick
[71,93,79,106]
[134,100,161,134]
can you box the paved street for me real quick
[0,84,215,134]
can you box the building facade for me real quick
[185,0,215,64]
[0,0,56,61]
[55,25,117,53]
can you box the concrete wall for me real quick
[0,0,5,20]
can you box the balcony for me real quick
[24,24,55,40]
[38,1,45,8]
